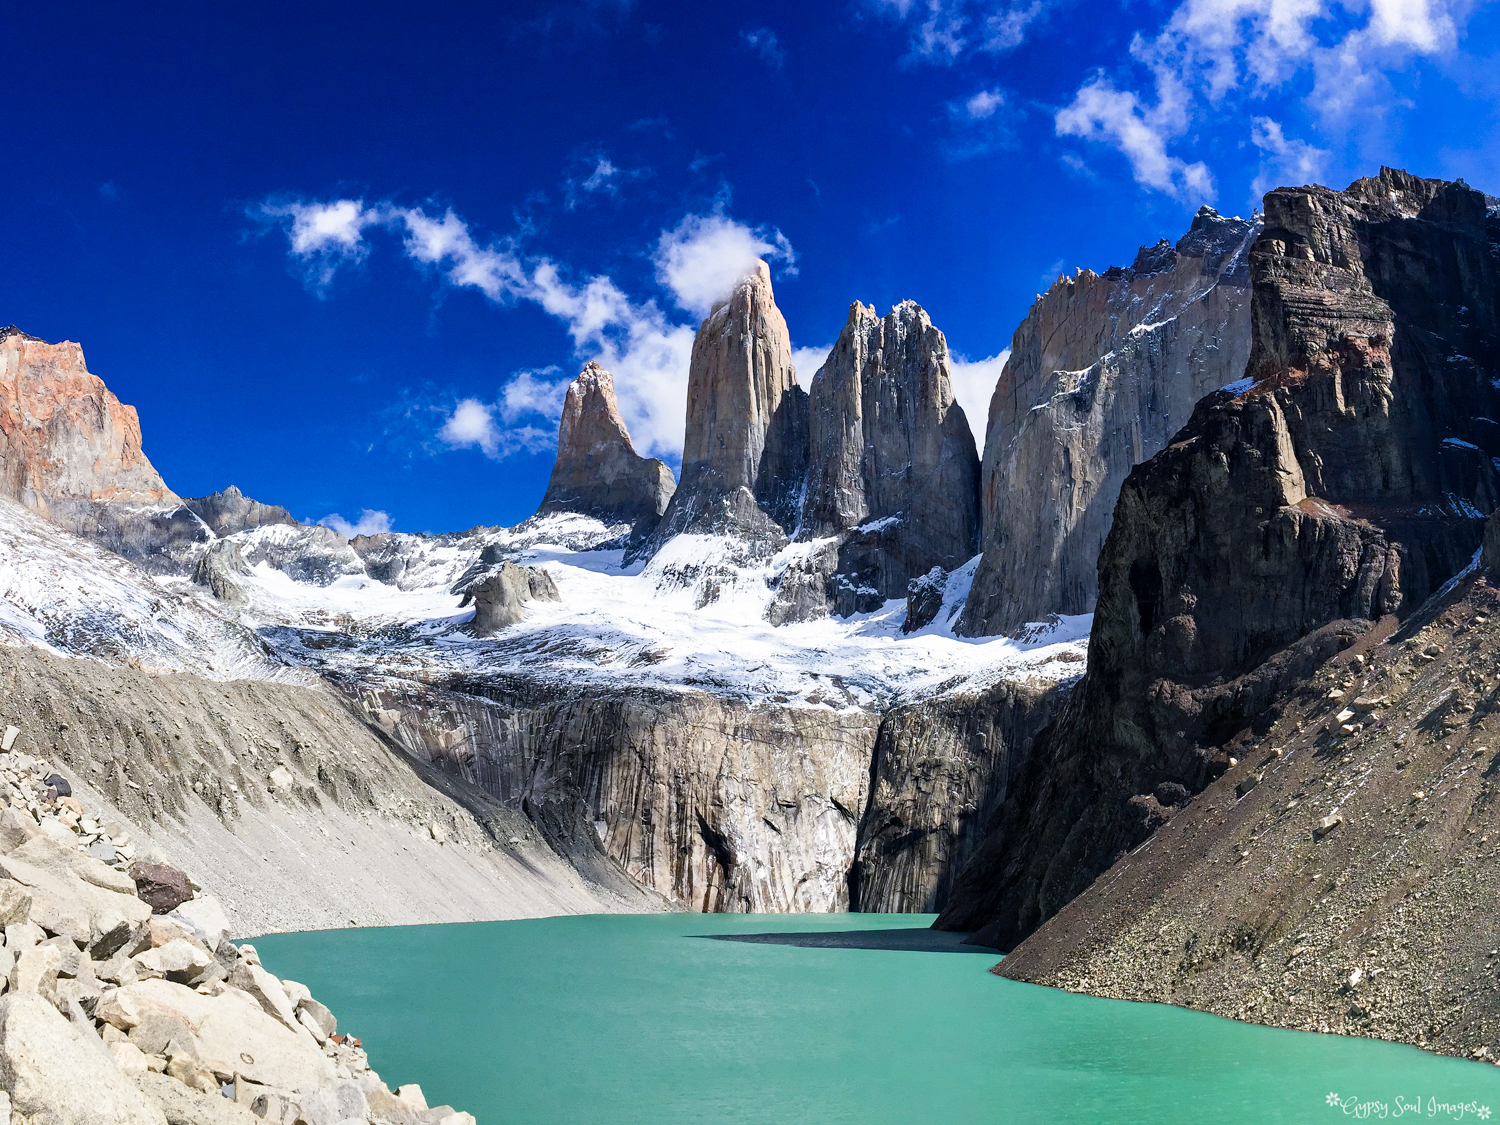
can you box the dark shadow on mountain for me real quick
[698,928,1002,954]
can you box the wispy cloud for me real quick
[1250,115,1329,200]
[740,26,787,66]
[867,0,1048,64]
[319,509,393,538]
[1055,0,1477,200]
[562,153,652,209]
[943,86,1020,158]
[259,195,798,459]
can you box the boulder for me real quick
[536,362,676,534]
[133,1070,260,1125]
[9,944,61,1003]
[0,878,32,926]
[228,961,302,1034]
[0,992,167,1125]
[1,726,18,751]
[466,562,561,634]
[294,998,335,1041]
[166,896,228,952]
[129,862,195,915]
[0,808,40,853]
[0,835,151,951]
[134,939,218,987]
[96,979,335,1092]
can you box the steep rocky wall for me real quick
[350,678,879,913]
[959,207,1259,636]
[938,169,1500,949]
[851,673,1072,914]
[784,300,980,617]
[0,644,658,935]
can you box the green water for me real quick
[254,913,1500,1124]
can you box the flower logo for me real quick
[1477,1107,1490,1120]
[1327,1093,1341,1106]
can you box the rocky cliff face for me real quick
[780,301,980,618]
[184,485,298,537]
[537,362,676,534]
[938,169,1500,949]
[350,680,879,913]
[0,327,211,573]
[850,673,1072,913]
[958,207,1260,636]
[643,262,808,553]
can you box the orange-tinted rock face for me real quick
[0,327,178,516]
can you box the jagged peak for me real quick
[0,325,48,344]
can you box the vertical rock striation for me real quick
[937,169,1500,949]
[789,301,980,617]
[643,262,808,554]
[537,361,676,534]
[958,207,1261,636]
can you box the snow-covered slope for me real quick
[216,514,1089,710]
[0,497,302,682]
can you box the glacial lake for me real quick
[254,913,1500,1124]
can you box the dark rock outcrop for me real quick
[537,362,676,533]
[128,861,195,914]
[641,261,808,555]
[465,562,561,634]
[183,485,298,536]
[776,301,979,620]
[850,674,1073,914]
[958,207,1260,636]
[937,168,1500,949]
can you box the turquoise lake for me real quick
[254,913,1500,1124]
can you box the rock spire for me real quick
[537,361,676,533]
[780,300,979,618]
[643,261,808,552]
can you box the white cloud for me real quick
[949,351,1009,453]
[257,198,383,290]
[1056,74,1214,200]
[961,88,1005,120]
[499,367,572,423]
[652,212,796,317]
[740,27,787,66]
[260,195,788,461]
[1250,115,1329,199]
[319,509,393,538]
[437,397,554,461]
[791,344,834,380]
[868,0,1047,64]
[1061,0,1476,199]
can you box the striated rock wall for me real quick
[938,169,1500,949]
[790,300,980,615]
[537,362,676,534]
[851,674,1072,914]
[959,207,1260,636]
[644,262,808,554]
[350,679,880,913]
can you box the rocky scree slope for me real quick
[958,206,1260,637]
[0,741,478,1123]
[938,168,1500,950]
[994,555,1500,1066]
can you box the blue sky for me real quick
[3,0,1497,534]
